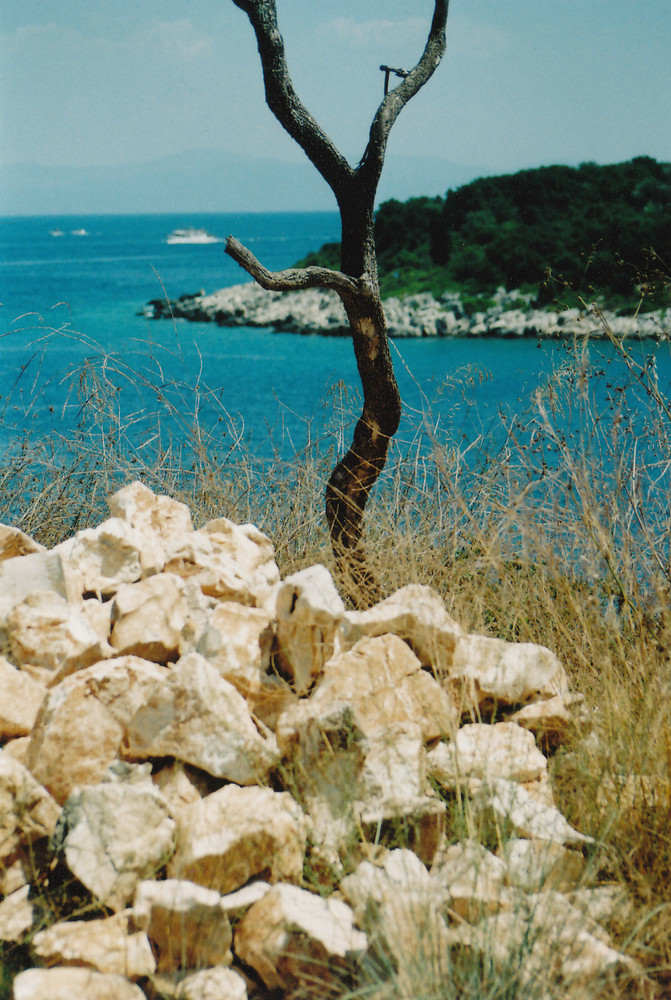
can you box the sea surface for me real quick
[1,212,670,467]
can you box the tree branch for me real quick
[226,236,360,296]
[231,0,353,199]
[358,0,449,188]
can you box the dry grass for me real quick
[1,306,671,997]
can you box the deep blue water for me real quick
[1,212,670,466]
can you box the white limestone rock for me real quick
[164,517,279,610]
[0,551,78,625]
[192,599,274,701]
[148,967,248,1000]
[0,751,61,860]
[0,656,46,739]
[110,573,189,662]
[5,590,111,682]
[234,883,367,992]
[24,656,167,804]
[168,784,308,895]
[54,517,164,597]
[53,766,176,911]
[124,652,279,784]
[432,840,513,922]
[427,722,548,789]
[274,564,345,694]
[0,525,45,561]
[473,777,595,846]
[133,878,232,971]
[0,884,35,942]
[448,633,569,710]
[12,967,146,1000]
[108,481,193,546]
[510,693,589,746]
[339,583,462,674]
[31,910,156,978]
[498,838,586,893]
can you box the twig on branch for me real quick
[225,236,361,297]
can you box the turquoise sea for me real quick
[1,212,669,465]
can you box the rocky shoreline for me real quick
[144,282,670,340]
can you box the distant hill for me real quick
[299,157,671,307]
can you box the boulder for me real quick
[133,879,232,971]
[0,525,44,561]
[151,763,204,814]
[191,599,274,699]
[147,968,248,1000]
[52,764,175,911]
[447,633,569,711]
[110,573,189,662]
[0,884,34,942]
[274,564,345,694]
[0,551,78,623]
[0,751,61,860]
[234,883,367,992]
[124,653,279,784]
[164,518,279,610]
[54,517,164,596]
[510,693,589,747]
[0,656,46,739]
[24,657,167,804]
[432,841,513,922]
[31,911,155,977]
[168,784,308,895]
[5,590,111,682]
[278,633,458,749]
[108,481,193,546]
[499,838,586,893]
[473,778,595,846]
[427,722,548,789]
[339,584,462,674]
[12,968,146,1000]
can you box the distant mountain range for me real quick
[0,148,487,217]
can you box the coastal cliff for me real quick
[144,282,669,340]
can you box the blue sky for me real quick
[1,0,670,211]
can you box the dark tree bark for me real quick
[226,0,449,601]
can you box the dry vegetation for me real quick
[1,301,671,998]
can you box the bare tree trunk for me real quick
[226,0,449,601]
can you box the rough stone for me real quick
[473,777,595,846]
[147,967,248,1000]
[55,517,164,596]
[133,878,232,971]
[192,599,274,700]
[0,656,46,739]
[31,910,156,977]
[432,841,513,922]
[0,551,78,623]
[168,784,308,895]
[164,518,279,610]
[110,573,189,662]
[12,967,147,1000]
[274,564,345,694]
[24,656,167,804]
[447,633,569,711]
[151,763,203,814]
[510,693,588,747]
[0,525,45,561]
[52,766,175,911]
[0,884,34,942]
[124,653,279,784]
[427,722,548,789]
[108,481,193,547]
[499,838,586,893]
[0,751,61,859]
[234,883,367,992]
[340,584,462,674]
[5,590,111,682]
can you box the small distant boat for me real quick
[71,228,89,236]
[166,227,221,245]
[49,229,64,237]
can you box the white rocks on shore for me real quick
[145,281,670,340]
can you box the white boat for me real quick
[166,227,221,245]
[49,229,64,237]
[71,228,89,236]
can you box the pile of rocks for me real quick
[0,483,642,999]
[144,282,670,340]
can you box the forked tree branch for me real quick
[225,236,360,297]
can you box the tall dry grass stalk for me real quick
[1,306,670,996]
